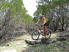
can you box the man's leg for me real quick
[44,24,47,35]
[38,26,41,33]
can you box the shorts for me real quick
[44,23,47,26]
[44,23,49,26]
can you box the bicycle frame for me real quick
[31,24,51,40]
[37,25,44,33]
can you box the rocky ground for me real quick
[0,31,69,52]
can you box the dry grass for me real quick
[0,33,69,52]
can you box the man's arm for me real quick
[43,17,47,24]
[36,19,40,24]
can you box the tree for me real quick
[0,0,32,39]
[34,0,69,31]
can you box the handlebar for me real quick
[35,23,44,27]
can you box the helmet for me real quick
[39,14,43,17]
[38,14,43,18]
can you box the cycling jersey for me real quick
[40,17,48,24]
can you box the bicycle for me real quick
[31,24,51,40]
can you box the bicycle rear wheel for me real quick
[45,30,51,39]
[31,31,40,40]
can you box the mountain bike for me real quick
[31,24,51,40]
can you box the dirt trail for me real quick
[0,34,32,52]
[0,31,69,52]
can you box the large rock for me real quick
[25,38,50,45]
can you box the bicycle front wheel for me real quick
[31,31,40,40]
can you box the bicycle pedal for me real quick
[42,34,46,36]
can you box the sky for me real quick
[23,0,37,17]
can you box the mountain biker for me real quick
[36,14,48,35]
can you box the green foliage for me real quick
[34,0,69,16]
[0,0,32,24]
[33,17,38,23]
[0,2,16,14]
[34,0,69,31]
[24,14,33,23]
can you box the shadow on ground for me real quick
[22,42,69,52]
